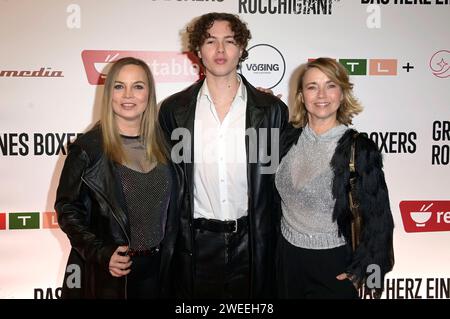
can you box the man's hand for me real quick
[256,87,282,99]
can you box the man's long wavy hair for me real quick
[187,12,252,65]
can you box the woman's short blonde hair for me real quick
[291,57,363,128]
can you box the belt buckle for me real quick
[232,220,238,233]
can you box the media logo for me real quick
[400,201,450,233]
[429,50,450,78]
[240,44,286,89]
[0,67,63,78]
[81,50,200,85]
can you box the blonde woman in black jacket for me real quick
[55,57,183,298]
[275,58,394,299]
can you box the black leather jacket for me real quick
[54,125,183,298]
[158,75,298,298]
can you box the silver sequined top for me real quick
[275,124,348,249]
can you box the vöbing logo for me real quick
[240,44,286,89]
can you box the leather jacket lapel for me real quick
[243,76,266,131]
[173,80,203,218]
[83,155,130,239]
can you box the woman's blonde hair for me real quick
[291,57,363,128]
[100,57,168,164]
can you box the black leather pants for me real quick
[126,252,161,299]
[192,217,250,299]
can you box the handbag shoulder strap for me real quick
[349,132,359,174]
[349,131,360,196]
[349,132,361,252]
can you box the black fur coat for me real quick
[331,128,395,297]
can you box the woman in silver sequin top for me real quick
[275,58,394,299]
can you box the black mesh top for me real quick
[116,135,171,250]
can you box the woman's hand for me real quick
[336,272,359,289]
[109,245,132,277]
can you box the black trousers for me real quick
[126,252,161,299]
[277,235,359,299]
[193,217,250,299]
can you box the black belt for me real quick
[193,216,248,233]
[127,246,160,257]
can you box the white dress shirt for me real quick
[193,76,248,221]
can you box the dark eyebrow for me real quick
[114,80,146,84]
[305,80,336,86]
[205,35,235,39]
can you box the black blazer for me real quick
[158,75,299,298]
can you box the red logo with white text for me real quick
[400,201,450,233]
[81,50,201,85]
